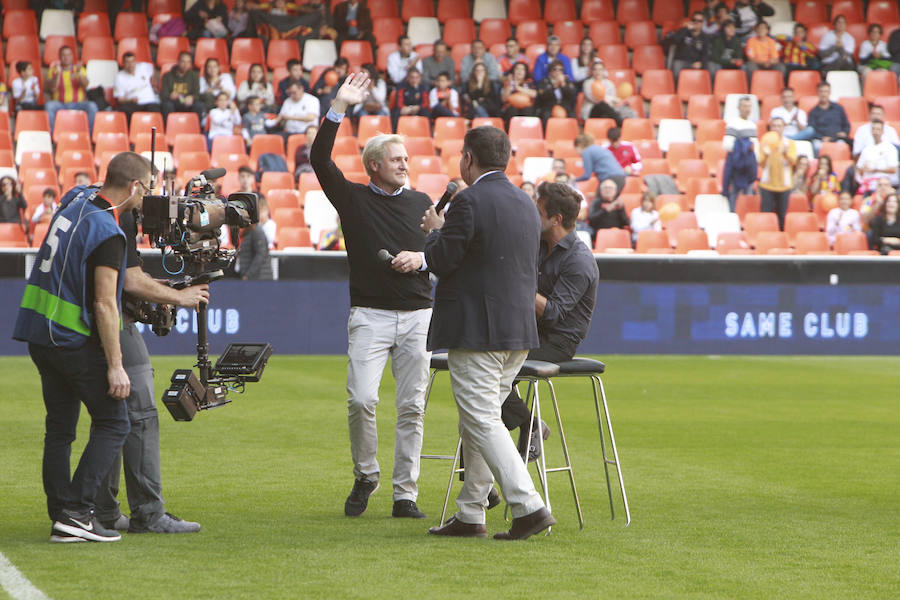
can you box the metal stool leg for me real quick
[543,378,584,529]
[593,374,631,526]
[438,437,463,526]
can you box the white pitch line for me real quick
[0,551,50,600]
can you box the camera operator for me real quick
[311,72,433,520]
[55,173,210,534]
[13,152,150,543]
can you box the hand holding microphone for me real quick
[378,248,422,273]
[421,182,457,233]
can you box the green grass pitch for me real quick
[0,355,898,599]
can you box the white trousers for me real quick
[346,306,431,501]
[447,348,546,524]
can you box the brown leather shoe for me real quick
[493,507,556,540]
[428,516,487,538]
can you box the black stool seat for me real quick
[430,353,449,370]
[556,357,606,374]
[518,360,560,378]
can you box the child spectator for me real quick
[807,155,841,198]
[629,192,661,242]
[242,96,268,144]
[207,92,241,150]
[780,23,818,77]
[11,62,41,112]
[743,20,783,84]
[428,72,460,119]
[311,58,349,114]
[606,127,643,176]
[237,64,276,111]
[277,59,307,103]
[791,155,809,194]
[74,172,93,187]
[31,188,58,225]
[825,190,861,245]
[859,24,891,77]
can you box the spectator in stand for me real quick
[825,190,861,245]
[605,127,642,176]
[629,191,661,243]
[723,96,759,209]
[185,0,229,40]
[258,195,276,249]
[819,15,856,72]
[859,24,891,78]
[293,124,317,178]
[351,64,389,119]
[333,0,375,55]
[0,176,26,228]
[237,211,273,280]
[161,51,204,119]
[237,64,276,112]
[207,92,242,151]
[581,60,634,125]
[853,105,900,158]
[520,181,536,201]
[860,177,894,228]
[757,117,797,229]
[743,21,783,84]
[533,36,574,83]
[710,19,744,79]
[856,121,899,193]
[387,36,419,86]
[809,82,851,153]
[228,0,252,37]
[807,154,841,199]
[31,188,59,225]
[113,52,161,122]
[199,58,236,113]
[570,38,597,84]
[500,62,537,124]
[238,165,258,194]
[780,23,818,77]
[731,0,774,41]
[460,40,501,85]
[497,38,528,75]
[44,46,98,136]
[888,26,900,78]
[242,96,268,144]
[277,60,307,103]
[274,82,320,140]
[535,61,577,122]
[791,155,809,194]
[11,62,41,112]
[461,63,501,119]
[771,87,815,141]
[666,11,711,80]
[587,177,629,235]
[74,172,93,187]
[428,72,460,119]
[868,193,900,253]
[311,58,350,114]
[390,67,429,129]
[574,133,626,193]
[418,41,456,88]
[702,2,732,36]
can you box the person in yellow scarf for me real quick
[758,117,797,230]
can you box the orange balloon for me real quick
[508,91,533,109]
[551,105,568,118]
[324,70,339,87]
[659,202,681,222]
[590,79,606,101]
[617,81,633,98]
[821,193,839,212]
[761,131,781,149]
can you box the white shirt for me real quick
[856,140,899,185]
[859,40,889,62]
[113,62,159,105]
[262,218,276,249]
[825,207,861,244]
[207,106,241,138]
[819,31,855,64]
[11,76,40,105]
[852,122,900,157]
[386,50,419,85]
[629,207,661,241]
[770,105,807,137]
[279,92,320,134]
[199,73,236,100]
[428,87,459,115]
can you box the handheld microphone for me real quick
[434,181,459,214]
[376,249,395,263]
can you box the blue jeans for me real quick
[45,101,99,135]
[787,127,816,141]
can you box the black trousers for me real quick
[29,339,130,521]
[760,188,790,230]
[500,344,574,430]
[161,99,205,120]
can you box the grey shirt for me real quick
[537,230,599,354]
[418,55,457,87]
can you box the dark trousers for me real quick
[500,344,574,430]
[96,324,165,528]
[161,99,205,120]
[119,102,162,125]
[588,101,623,127]
[29,339,130,520]
[760,188,790,230]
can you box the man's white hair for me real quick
[362,134,406,178]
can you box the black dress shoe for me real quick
[428,516,487,538]
[493,507,556,540]
[517,419,551,463]
[392,499,426,519]
[486,487,501,510]
[344,478,379,517]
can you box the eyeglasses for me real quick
[136,180,151,194]
[692,18,704,23]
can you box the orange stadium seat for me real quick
[624,21,658,49]
[117,38,152,64]
[156,36,190,67]
[582,0,614,23]
[401,0,435,21]
[0,223,28,247]
[754,231,791,254]
[545,118,579,146]
[819,142,851,161]
[278,226,312,248]
[621,118,653,141]
[0,150,14,168]
[864,71,898,103]
[687,95,720,124]
[416,173,451,201]
[266,39,301,70]
[340,40,374,70]
[5,35,41,67]
[250,135,286,170]
[677,69,712,103]
[357,115,392,145]
[734,194,761,222]
[666,142,699,170]
[676,158,710,182]
[267,189,301,212]
[833,1,865,22]
[52,110,89,142]
[478,19,511,47]
[750,70,783,100]
[166,112,202,142]
[81,36,116,62]
[838,97,868,122]
[794,1,828,24]
[695,119,726,145]
[652,1,685,25]
[57,150,95,174]
[508,117,544,146]
[93,111,128,143]
[3,10,38,39]
[787,70,821,98]
[93,133,129,160]
[641,69,675,99]
[743,212,780,246]
[545,0,577,21]
[714,69,748,102]
[19,152,54,171]
[784,212,820,246]
[552,20,584,46]
[471,117,504,129]
[432,117,466,151]
[272,207,306,229]
[794,231,831,254]
[684,178,719,207]
[594,228,632,252]
[649,94,683,124]
[407,155,443,188]
[596,44,628,69]
[131,117,167,149]
[397,116,431,138]
[15,111,50,138]
[633,138,661,158]
[676,228,710,253]
[642,158,670,176]
[261,172,296,197]
[875,96,900,120]
[516,20,549,46]
[617,0,650,24]
[716,231,751,254]
[834,231,869,254]
[147,0,182,17]
[43,35,77,66]
[114,12,148,41]
[23,168,57,189]
[868,1,900,23]
[583,118,616,142]
[631,45,666,74]
[195,37,229,70]
[437,0,471,20]
[588,21,621,45]
[366,0,399,19]
[210,135,247,158]
[443,18,476,46]
[231,38,265,67]
[404,137,436,156]
[635,230,671,253]
[508,0,542,24]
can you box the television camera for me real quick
[134,131,273,421]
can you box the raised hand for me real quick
[332,71,371,113]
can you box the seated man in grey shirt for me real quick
[417,40,457,88]
[501,181,600,463]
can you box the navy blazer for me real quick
[425,171,541,351]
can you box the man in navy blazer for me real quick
[393,126,556,540]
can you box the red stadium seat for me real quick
[147,0,182,17]
[93,111,128,143]
[267,189,301,212]
[831,0,865,23]
[594,228,632,252]
[838,97,868,122]
[432,117,466,151]
[687,95,720,124]
[794,231,831,254]
[250,135,286,170]
[77,12,111,42]
[401,0,435,21]
[52,110,89,142]
[666,142,700,171]
[784,213,820,247]
[15,111,50,139]
[195,38,230,70]
[642,158,670,176]
[81,36,116,63]
[864,71,898,103]
[596,44,628,70]
[624,21,658,49]
[231,38,265,67]
[130,111,165,145]
[545,118,579,146]
[868,1,900,24]
[437,0,471,20]
[508,117,544,147]
[652,1,685,25]
[695,119,726,145]
[750,70,783,100]
[272,207,306,229]
[584,118,616,141]
[156,36,190,67]
[43,35,77,66]
[478,19,511,47]
[588,21,621,46]
[3,10,38,39]
[357,115,393,145]
[260,172,295,197]
[714,69,749,102]
[516,20,549,47]
[340,41,374,70]
[93,133,129,162]
[266,39,301,70]
[443,18,476,46]
[166,113,202,142]
[552,21,583,46]
[754,231,791,254]
[677,69,712,103]
[367,0,399,19]
[582,0,614,23]
[114,12,149,41]
[794,1,828,24]
[641,69,675,100]
[617,0,650,24]
[117,38,152,64]
[397,116,431,138]
[407,155,442,187]
[834,231,869,254]
[508,0,542,24]
[621,118,653,141]
[743,212,780,247]
[5,35,41,67]
[632,45,666,74]
[787,70,821,98]
[19,152,54,171]
[649,94,683,124]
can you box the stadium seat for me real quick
[621,118,653,141]
[267,189,301,212]
[5,35,41,67]
[302,39,338,71]
[714,70,749,103]
[443,18,476,46]
[396,116,431,139]
[508,117,543,147]
[155,36,190,67]
[22,167,57,188]
[694,193,730,224]
[685,95,719,124]
[92,111,128,144]
[635,230,671,253]
[624,21,657,49]
[642,158,670,176]
[694,121,725,148]
[93,133,129,164]
[0,223,28,247]
[794,1,827,24]
[592,44,627,70]
[272,207,306,230]
[117,38,152,64]
[864,71,898,103]
[676,69,712,103]
[652,1,685,25]
[57,150,95,175]
[818,142,850,161]
[657,119,693,152]
[173,132,207,158]
[129,112,165,146]
[516,20,549,46]
[260,172,296,197]
[407,17,442,47]
[675,228,710,254]
[507,0,541,24]
[834,231,869,254]
[617,0,650,24]
[683,177,718,208]
[733,194,760,222]
[641,69,676,100]
[647,95,681,126]
[435,0,470,20]
[231,38,265,67]
[749,70,783,101]
[43,35,77,67]
[415,173,451,201]
[754,231,791,254]
[581,0,614,23]
[838,97,868,122]
[631,45,665,75]
[471,117,504,129]
[743,212,780,246]
[594,228,632,252]
[868,1,900,24]
[340,40,374,70]
[357,115,392,146]
[81,37,116,63]
[166,113,202,144]
[114,12,148,41]
[250,135,286,170]
[14,111,50,140]
[210,135,247,158]
[583,118,616,142]
[407,156,442,188]
[404,137,436,156]
[831,0,864,23]
[401,0,435,21]
[875,96,900,120]
[195,37,230,70]
[40,9,75,40]
[19,152,54,171]
[544,118,579,147]
[52,110,89,142]
[147,0,181,16]
[364,0,399,19]
[551,20,584,46]
[794,231,831,254]
[784,212,820,246]
[263,39,300,71]
[715,230,750,253]
[588,21,620,46]
[825,71,862,101]
[478,18,511,47]
[787,70,821,98]
[3,10,38,39]
[278,226,313,248]
[77,12,111,41]
[676,158,709,184]
[432,118,466,151]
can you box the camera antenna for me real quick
[150,126,157,193]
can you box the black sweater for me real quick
[310,117,433,310]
